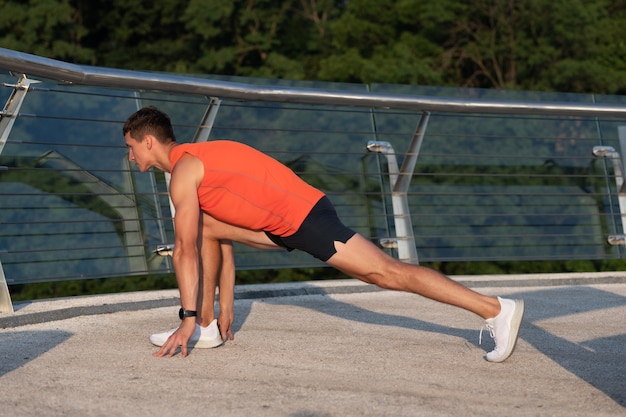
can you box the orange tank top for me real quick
[169,141,324,237]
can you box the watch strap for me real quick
[179,308,198,320]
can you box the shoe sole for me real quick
[149,337,167,347]
[487,299,524,363]
[193,336,224,349]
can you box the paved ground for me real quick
[0,273,625,417]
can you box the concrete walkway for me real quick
[1,273,625,417]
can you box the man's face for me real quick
[125,132,150,172]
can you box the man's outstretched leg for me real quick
[327,234,524,362]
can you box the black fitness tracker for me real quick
[179,308,198,320]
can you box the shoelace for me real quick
[479,322,495,345]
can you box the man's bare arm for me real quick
[154,155,204,357]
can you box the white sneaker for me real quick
[481,297,524,363]
[149,319,223,348]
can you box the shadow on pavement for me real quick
[230,283,626,409]
[516,286,626,408]
[0,330,73,377]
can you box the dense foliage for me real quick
[2,0,626,93]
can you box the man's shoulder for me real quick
[177,140,248,152]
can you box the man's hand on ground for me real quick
[153,319,196,358]
[218,310,234,342]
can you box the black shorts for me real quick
[265,196,356,262]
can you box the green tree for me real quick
[79,0,193,71]
[444,0,626,93]
[4,0,626,93]
[316,0,626,93]
[0,0,93,63]
[317,0,450,85]
[178,0,339,78]
[79,0,339,79]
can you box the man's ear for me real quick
[144,134,156,149]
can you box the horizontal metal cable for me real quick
[2,242,155,255]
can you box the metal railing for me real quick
[2,47,626,313]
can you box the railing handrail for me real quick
[2,47,626,117]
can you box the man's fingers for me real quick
[153,341,171,357]
[218,321,226,341]
[153,334,184,358]
[157,342,175,358]
[219,326,233,342]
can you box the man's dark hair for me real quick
[123,106,176,143]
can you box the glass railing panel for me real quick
[369,84,626,261]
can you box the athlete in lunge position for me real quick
[123,106,525,362]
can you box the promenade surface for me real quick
[1,272,625,417]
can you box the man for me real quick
[123,106,524,362]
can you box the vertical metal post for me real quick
[192,98,222,144]
[394,112,430,193]
[0,258,12,314]
[0,74,38,154]
[592,136,626,246]
[367,111,430,264]
[164,97,221,219]
[0,74,38,314]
